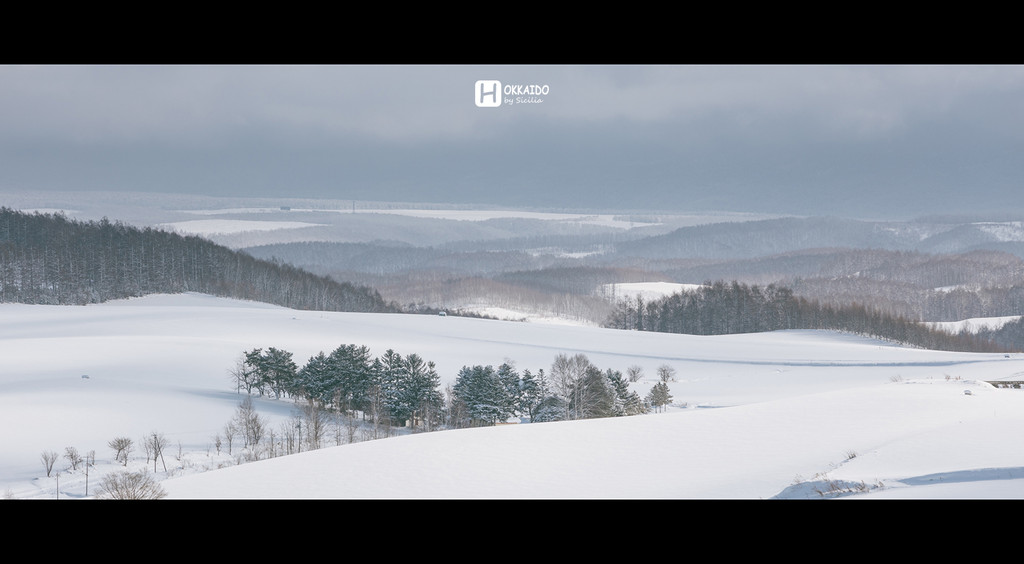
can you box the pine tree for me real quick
[646,381,673,413]
[326,344,374,415]
[376,349,408,427]
[518,369,548,421]
[496,362,522,422]
[606,368,644,416]
[263,347,298,399]
[532,395,566,423]
[452,365,503,426]
[401,353,444,430]
[296,351,332,404]
[244,347,298,398]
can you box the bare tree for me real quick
[222,421,237,455]
[281,417,300,456]
[108,436,134,466]
[234,396,267,459]
[64,446,83,471]
[266,428,277,459]
[234,397,266,450]
[366,384,390,439]
[301,400,329,451]
[229,353,256,395]
[97,470,167,500]
[140,434,153,466]
[344,409,361,444]
[550,353,594,420]
[626,365,644,383]
[41,450,59,477]
[657,364,676,383]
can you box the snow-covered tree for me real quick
[532,395,566,423]
[646,381,673,413]
[376,348,408,426]
[519,368,548,421]
[243,347,298,399]
[402,353,444,431]
[327,344,375,415]
[606,369,646,416]
[496,361,522,421]
[452,365,504,426]
[295,351,333,404]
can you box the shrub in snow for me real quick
[96,470,167,500]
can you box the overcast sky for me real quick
[1,64,1022,219]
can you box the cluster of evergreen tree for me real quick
[236,345,652,431]
[235,345,445,430]
[0,208,397,312]
[239,345,448,429]
[605,280,1009,353]
[448,353,648,427]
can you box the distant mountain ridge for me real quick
[609,216,1024,260]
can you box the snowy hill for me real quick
[3,293,1024,499]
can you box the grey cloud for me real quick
[1,65,1022,219]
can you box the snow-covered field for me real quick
[354,208,657,229]
[157,219,327,236]
[3,293,1023,499]
[928,315,1022,334]
[602,282,703,303]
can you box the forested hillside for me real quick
[645,248,1024,322]
[604,280,1010,353]
[0,208,397,312]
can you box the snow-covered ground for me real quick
[355,209,658,230]
[173,205,661,230]
[928,315,1022,334]
[157,219,327,236]
[2,293,1023,499]
[601,282,703,303]
[463,306,598,326]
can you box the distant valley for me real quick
[5,190,1024,343]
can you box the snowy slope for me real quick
[2,293,1023,499]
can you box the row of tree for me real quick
[0,208,397,312]
[604,280,1011,353]
[234,345,445,430]
[234,344,663,430]
[448,354,651,427]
